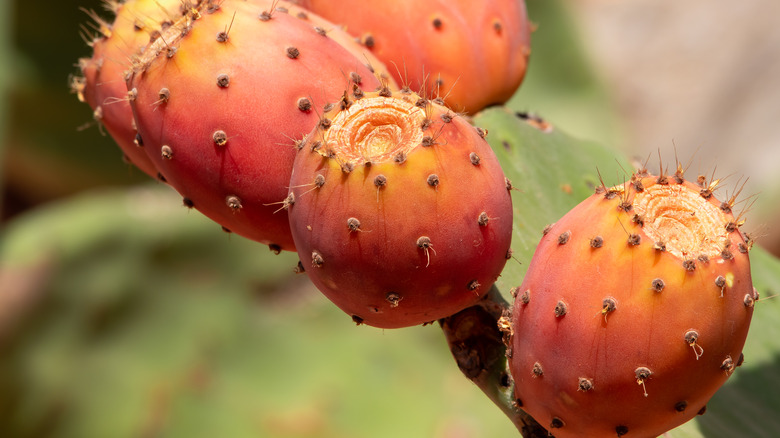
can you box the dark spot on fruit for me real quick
[351,315,364,325]
[721,356,735,374]
[506,249,513,260]
[475,127,488,139]
[520,290,530,305]
[467,280,480,291]
[308,250,325,268]
[725,221,737,233]
[505,178,514,191]
[558,230,571,245]
[286,46,300,59]
[158,87,170,103]
[578,377,594,392]
[714,275,726,289]
[217,74,230,88]
[347,217,361,232]
[470,152,481,165]
[363,34,375,48]
[500,372,510,388]
[432,17,442,29]
[394,151,407,164]
[697,405,707,416]
[493,20,503,34]
[294,97,311,112]
[721,248,734,260]
[683,259,696,271]
[374,174,387,187]
[532,362,543,377]
[314,26,326,36]
[350,71,361,84]
[422,136,435,147]
[698,254,710,263]
[294,260,305,274]
[258,10,272,21]
[616,425,629,437]
[441,112,453,123]
[514,398,523,408]
[737,352,745,367]
[478,212,489,226]
[738,242,749,253]
[744,294,755,308]
[654,241,667,251]
[379,85,392,97]
[268,244,281,255]
[554,300,567,317]
[134,133,144,147]
[156,172,167,182]
[627,233,641,246]
[675,401,688,412]
[633,179,645,192]
[632,214,645,227]
[386,292,401,308]
[427,174,439,187]
[550,417,564,429]
[619,200,632,212]
[651,278,665,292]
[182,197,194,208]
[590,236,604,248]
[222,226,231,234]
[314,174,325,188]
[542,224,554,236]
[225,195,242,210]
[602,297,617,314]
[319,117,331,130]
[213,130,227,146]
[352,84,365,99]
[161,145,173,159]
[417,236,432,249]
[216,31,228,42]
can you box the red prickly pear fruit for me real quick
[287,89,513,328]
[508,170,755,437]
[127,0,389,250]
[73,0,183,179]
[295,0,532,114]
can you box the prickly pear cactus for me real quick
[509,170,755,437]
[127,0,388,250]
[295,0,532,114]
[287,89,513,328]
[73,0,184,178]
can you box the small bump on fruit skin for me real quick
[509,172,755,438]
[287,89,513,328]
[127,0,393,250]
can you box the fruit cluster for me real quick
[73,1,756,436]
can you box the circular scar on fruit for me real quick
[633,184,730,260]
[321,96,426,166]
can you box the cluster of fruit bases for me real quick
[73,0,756,436]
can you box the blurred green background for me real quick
[1,1,779,437]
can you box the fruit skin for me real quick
[294,0,531,114]
[287,89,513,328]
[74,0,185,178]
[508,172,755,437]
[127,0,387,250]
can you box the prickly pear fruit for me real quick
[508,170,756,437]
[128,0,388,250]
[73,0,184,178]
[287,89,513,328]
[294,0,531,114]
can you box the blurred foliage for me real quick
[0,186,518,438]
[0,0,12,211]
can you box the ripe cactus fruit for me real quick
[287,89,513,328]
[73,0,184,178]
[295,0,531,114]
[508,170,756,437]
[127,0,388,250]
